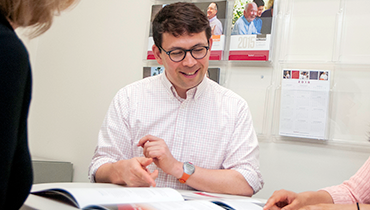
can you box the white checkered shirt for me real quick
[89,73,263,193]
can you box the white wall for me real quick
[20,0,370,200]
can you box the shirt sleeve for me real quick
[88,88,133,182]
[214,20,223,35]
[222,99,264,194]
[321,157,370,204]
[256,18,262,34]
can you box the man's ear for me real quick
[208,38,214,51]
[152,45,163,65]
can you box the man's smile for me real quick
[180,69,199,76]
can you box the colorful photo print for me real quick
[319,71,329,80]
[283,70,291,79]
[143,66,164,78]
[300,71,309,80]
[231,0,274,35]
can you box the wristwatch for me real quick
[178,162,195,183]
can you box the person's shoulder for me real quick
[0,26,28,63]
[207,80,247,104]
[235,16,244,24]
[261,9,272,17]
[0,26,29,77]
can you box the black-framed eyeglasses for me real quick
[159,45,210,62]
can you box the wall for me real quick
[19,0,370,199]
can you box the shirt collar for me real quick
[209,16,218,22]
[242,15,252,24]
[160,72,208,101]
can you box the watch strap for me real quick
[179,173,191,183]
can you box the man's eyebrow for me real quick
[167,43,208,51]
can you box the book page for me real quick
[94,200,225,210]
[217,200,263,210]
[31,183,183,209]
[179,191,264,210]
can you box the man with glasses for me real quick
[89,2,263,196]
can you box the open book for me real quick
[31,182,264,210]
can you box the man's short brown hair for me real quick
[152,2,211,49]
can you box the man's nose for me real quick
[182,51,197,67]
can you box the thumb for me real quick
[137,157,153,167]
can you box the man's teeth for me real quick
[184,71,196,75]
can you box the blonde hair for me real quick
[0,0,77,37]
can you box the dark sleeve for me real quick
[0,30,33,209]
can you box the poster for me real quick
[229,0,274,61]
[279,70,331,139]
[146,1,227,61]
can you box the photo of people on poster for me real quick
[231,0,273,35]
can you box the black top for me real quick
[0,13,33,209]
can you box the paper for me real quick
[279,69,331,139]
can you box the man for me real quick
[89,2,263,196]
[207,2,223,35]
[254,0,265,17]
[232,2,262,35]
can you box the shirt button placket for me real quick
[172,101,188,161]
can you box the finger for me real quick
[144,146,164,159]
[132,162,156,187]
[264,191,291,210]
[150,169,159,180]
[137,135,152,147]
[264,197,283,210]
[137,135,161,147]
[134,168,156,187]
[137,157,153,167]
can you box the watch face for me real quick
[183,162,195,175]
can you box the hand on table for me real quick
[263,189,308,210]
[111,157,158,187]
[264,190,336,210]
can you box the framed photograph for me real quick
[146,1,227,61]
[229,0,274,61]
[143,67,165,78]
[207,68,221,84]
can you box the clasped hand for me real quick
[137,135,181,178]
[109,135,181,187]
